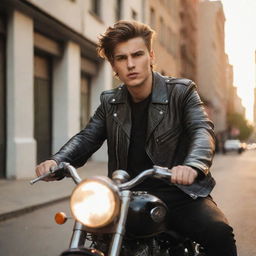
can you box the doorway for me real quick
[34,55,52,163]
[80,75,91,129]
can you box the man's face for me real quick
[111,37,154,88]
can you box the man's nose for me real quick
[127,57,135,70]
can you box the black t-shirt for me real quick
[127,93,171,191]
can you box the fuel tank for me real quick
[125,191,168,238]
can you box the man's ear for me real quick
[150,50,155,66]
[111,61,117,73]
[110,61,119,77]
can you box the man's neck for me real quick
[127,72,153,103]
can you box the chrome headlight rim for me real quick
[70,176,120,228]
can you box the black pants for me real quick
[151,186,237,256]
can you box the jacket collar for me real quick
[151,72,169,104]
[109,72,169,105]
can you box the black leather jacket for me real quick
[52,72,216,198]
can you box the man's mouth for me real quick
[127,72,138,78]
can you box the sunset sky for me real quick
[220,0,256,122]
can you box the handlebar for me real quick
[30,162,82,185]
[30,163,171,189]
[117,165,172,190]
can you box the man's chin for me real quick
[125,79,142,88]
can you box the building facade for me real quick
[145,0,181,77]
[179,0,199,82]
[0,0,145,178]
[197,0,228,151]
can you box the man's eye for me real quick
[116,56,126,61]
[134,52,144,57]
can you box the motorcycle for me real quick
[30,162,205,256]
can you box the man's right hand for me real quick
[35,160,58,182]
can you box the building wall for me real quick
[226,53,246,138]
[179,0,198,82]
[233,87,246,116]
[146,0,181,77]
[6,11,36,178]
[226,60,235,114]
[197,0,227,134]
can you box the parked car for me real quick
[247,143,256,150]
[223,139,245,154]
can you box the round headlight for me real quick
[70,177,120,228]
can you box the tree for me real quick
[227,113,254,141]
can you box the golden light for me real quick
[70,178,120,228]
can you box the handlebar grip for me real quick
[153,165,172,179]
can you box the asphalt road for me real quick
[211,150,256,256]
[0,199,73,256]
[0,150,256,256]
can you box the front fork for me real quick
[69,221,87,248]
[108,190,131,256]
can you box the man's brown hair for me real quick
[97,20,155,63]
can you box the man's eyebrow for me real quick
[132,50,145,55]
[114,50,145,57]
[114,53,127,58]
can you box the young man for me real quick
[35,20,237,255]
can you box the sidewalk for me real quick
[0,161,108,222]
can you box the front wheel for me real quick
[60,248,104,256]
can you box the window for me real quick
[150,8,156,29]
[159,17,165,46]
[34,54,52,164]
[166,27,171,53]
[80,76,91,129]
[115,0,122,20]
[131,9,137,20]
[91,0,101,17]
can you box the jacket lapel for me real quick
[146,72,169,142]
[109,85,131,138]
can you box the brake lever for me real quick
[30,172,53,185]
[30,162,69,185]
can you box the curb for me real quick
[0,196,69,222]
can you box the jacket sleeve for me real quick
[50,93,107,168]
[182,82,216,175]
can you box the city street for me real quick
[211,150,256,256]
[0,150,256,256]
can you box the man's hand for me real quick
[35,160,58,182]
[170,165,198,185]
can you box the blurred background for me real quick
[1,1,256,255]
